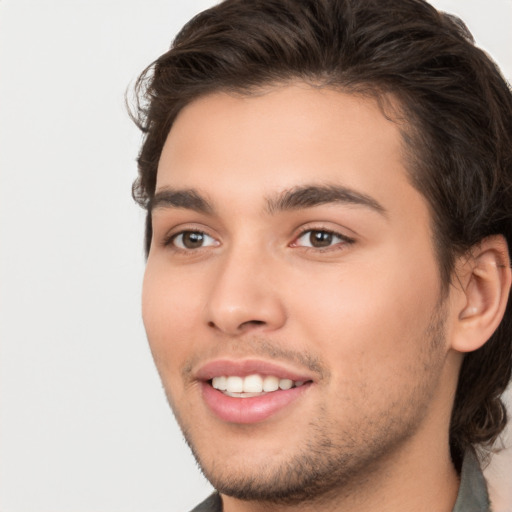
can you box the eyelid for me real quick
[290,226,355,250]
[160,224,220,250]
[171,231,218,249]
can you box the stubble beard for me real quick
[167,306,448,506]
[182,409,419,506]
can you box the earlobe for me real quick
[451,235,511,353]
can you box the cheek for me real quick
[288,246,441,370]
[285,256,444,423]
[141,259,204,377]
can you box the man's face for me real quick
[143,84,458,503]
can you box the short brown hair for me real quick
[130,0,512,465]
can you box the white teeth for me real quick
[226,376,244,393]
[279,378,293,390]
[211,374,307,394]
[243,374,263,393]
[262,375,279,392]
[212,376,227,390]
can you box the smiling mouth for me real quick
[210,374,311,398]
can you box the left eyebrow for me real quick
[266,184,387,216]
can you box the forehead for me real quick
[156,84,420,221]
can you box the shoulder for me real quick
[189,492,222,512]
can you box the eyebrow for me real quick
[266,184,387,216]
[150,188,213,214]
[150,184,387,217]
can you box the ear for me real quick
[450,235,511,353]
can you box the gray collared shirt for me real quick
[190,451,491,512]
[453,450,491,512]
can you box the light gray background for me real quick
[0,1,511,511]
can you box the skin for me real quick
[142,84,476,511]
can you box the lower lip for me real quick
[201,382,311,424]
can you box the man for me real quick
[130,0,512,510]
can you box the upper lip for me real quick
[195,359,315,383]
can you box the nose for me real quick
[204,248,287,336]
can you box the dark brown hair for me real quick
[130,0,512,465]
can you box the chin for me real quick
[179,411,416,506]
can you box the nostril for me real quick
[207,319,266,330]
[242,320,265,327]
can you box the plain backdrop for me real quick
[0,1,511,511]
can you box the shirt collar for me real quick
[452,450,491,512]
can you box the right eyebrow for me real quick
[149,188,213,214]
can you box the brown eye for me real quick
[172,231,217,249]
[309,231,334,247]
[294,229,350,249]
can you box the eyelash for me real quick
[292,227,355,252]
[163,230,217,251]
[162,227,355,253]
